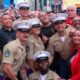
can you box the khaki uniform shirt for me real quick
[27,35,45,59]
[2,39,27,75]
[29,70,60,80]
[48,29,72,60]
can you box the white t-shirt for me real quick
[60,36,65,42]
[40,74,47,80]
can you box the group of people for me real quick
[0,2,80,80]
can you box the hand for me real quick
[26,77,28,80]
[42,35,48,44]
[57,78,66,80]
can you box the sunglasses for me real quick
[74,20,80,23]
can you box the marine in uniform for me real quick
[47,13,73,79]
[27,18,45,73]
[13,2,30,29]
[29,51,61,80]
[1,23,30,80]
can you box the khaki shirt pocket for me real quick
[14,47,23,60]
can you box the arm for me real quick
[28,59,36,72]
[2,43,18,80]
[0,49,2,62]
[3,63,18,80]
[0,33,4,62]
[42,35,49,45]
[27,41,36,72]
[47,38,54,65]
[20,68,28,80]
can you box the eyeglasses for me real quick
[74,20,80,23]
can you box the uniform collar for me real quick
[33,70,55,80]
[54,30,69,42]
[2,26,14,32]
[16,38,25,49]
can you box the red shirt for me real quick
[66,17,74,26]
[71,50,80,80]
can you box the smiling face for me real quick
[1,14,12,28]
[73,17,80,29]
[19,7,29,18]
[54,20,66,32]
[31,26,41,36]
[37,59,49,71]
[17,30,30,43]
[39,13,50,25]
[72,31,80,46]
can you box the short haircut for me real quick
[1,13,12,19]
[66,4,77,11]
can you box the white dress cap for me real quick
[33,51,51,61]
[18,2,30,8]
[53,13,68,23]
[28,18,42,26]
[16,22,30,30]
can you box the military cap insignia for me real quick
[4,49,10,57]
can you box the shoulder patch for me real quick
[4,49,10,57]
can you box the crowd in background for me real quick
[0,2,80,80]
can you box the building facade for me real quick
[1,0,62,12]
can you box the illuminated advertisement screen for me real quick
[3,0,10,8]
[62,0,80,10]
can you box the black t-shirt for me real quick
[40,23,56,49]
[0,27,16,52]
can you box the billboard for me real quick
[3,0,10,8]
[62,0,80,10]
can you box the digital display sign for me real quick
[62,0,80,10]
